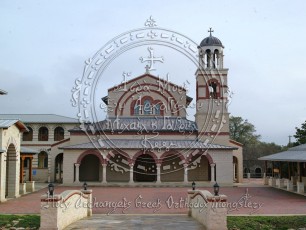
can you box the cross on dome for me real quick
[208,27,214,36]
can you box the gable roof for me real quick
[107,73,187,92]
[0,119,28,132]
[0,114,79,124]
[258,144,306,162]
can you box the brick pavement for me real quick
[0,185,306,215]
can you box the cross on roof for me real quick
[208,27,214,36]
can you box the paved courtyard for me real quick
[0,183,306,215]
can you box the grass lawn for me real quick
[0,215,40,229]
[0,215,306,229]
[228,216,306,230]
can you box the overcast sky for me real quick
[1,0,306,146]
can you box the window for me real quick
[143,100,151,115]
[132,97,163,116]
[38,151,48,168]
[38,127,48,141]
[134,104,140,115]
[54,127,64,141]
[23,127,33,141]
[154,104,161,115]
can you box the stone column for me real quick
[129,164,134,184]
[156,164,161,184]
[20,157,25,183]
[102,163,107,184]
[184,164,188,183]
[75,163,80,183]
[210,164,215,183]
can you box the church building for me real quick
[57,31,243,185]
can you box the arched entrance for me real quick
[106,152,130,182]
[6,144,18,198]
[160,153,184,182]
[188,154,210,181]
[79,154,100,182]
[133,154,157,182]
[255,167,262,178]
[54,153,63,183]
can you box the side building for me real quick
[0,114,79,183]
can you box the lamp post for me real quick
[48,183,54,196]
[192,181,196,190]
[83,182,88,190]
[213,182,219,196]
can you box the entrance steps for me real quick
[65,214,204,229]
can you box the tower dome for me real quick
[199,28,224,48]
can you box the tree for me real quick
[229,116,261,145]
[294,120,306,145]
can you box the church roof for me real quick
[70,117,198,133]
[0,114,79,124]
[60,139,237,150]
[199,36,223,48]
[258,144,306,162]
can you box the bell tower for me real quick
[195,28,230,145]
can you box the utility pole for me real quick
[288,135,292,146]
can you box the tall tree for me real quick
[229,116,261,145]
[294,120,306,145]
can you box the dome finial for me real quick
[208,27,214,37]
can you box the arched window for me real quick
[154,104,161,115]
[23,127,33,141]
[38,151,48,168]
[38,127,49,141]
[54,127,64,141]
[134,104,140,115]
[143,100,151,115]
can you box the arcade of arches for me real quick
[73,151,216,183]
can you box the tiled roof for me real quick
[0,119,28,132]
[61,139,236,150]
[71,117,197,133]
[0,114,79,124]
[258,144,306,162]
[0,119,19,128]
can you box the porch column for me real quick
[288,162,291,179]
[75,163,80,183]
[20,157,25,183]
[184,164,188,183]
[102,163,107,183]
[129,164,134,184]
[29,158,33,181]
[210,163,215,183]
[298,162,302,182]
[156,164,161,183]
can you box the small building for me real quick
[259,144,306,193]
[0,119,28,201]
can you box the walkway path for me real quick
[0,185,306,215]
[65,214,204,230]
